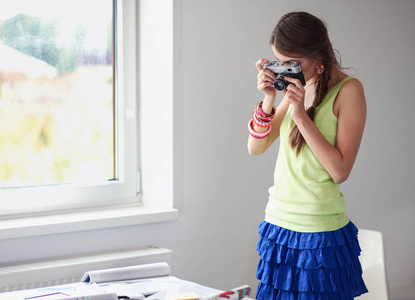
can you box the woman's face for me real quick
[272,46,318,83]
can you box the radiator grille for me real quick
[0,246,173,293]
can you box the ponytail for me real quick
[289,67,331,155]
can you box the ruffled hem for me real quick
[256,258,365,293]
[256,221,368,299]
[257,220,359,250]
[257,221,362,269]
[257,282,366,300]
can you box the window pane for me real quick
[0,0,114,188]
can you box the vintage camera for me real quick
[262,60,306,91]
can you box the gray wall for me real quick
[176,0,415,291]
[0,0,414,297]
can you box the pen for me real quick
[218,285,251,299]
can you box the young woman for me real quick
[248,12,368,299]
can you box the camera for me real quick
[262,60,306,91]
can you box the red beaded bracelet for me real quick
[252,112,272,128]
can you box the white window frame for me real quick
[0,0,177,239]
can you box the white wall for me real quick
[0,0,414,297]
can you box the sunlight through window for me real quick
[0,0,114,188]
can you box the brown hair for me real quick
[270,12,341,155]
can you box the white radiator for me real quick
[0,246,173,293]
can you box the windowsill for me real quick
[0,206,179,240]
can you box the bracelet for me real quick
[252,112,272,128]
[255,101,276,120]
[255,112,274,123]
[248,119,271,139]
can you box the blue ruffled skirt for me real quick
[256,221,368,299]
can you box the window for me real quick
[0,0,139,218]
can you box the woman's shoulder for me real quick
[330,68,364,98]
[331,68,362,88]
[332,73,366,116]
[337,77,364,100]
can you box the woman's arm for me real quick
[247,59,290,155]
[247,97,289,155]
[286,77,367,184]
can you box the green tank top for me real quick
[265,76,354,232]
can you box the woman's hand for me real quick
[282,77,367,184]
[283,77,308,122]
[255,59,277,103]
[248,60,292,156]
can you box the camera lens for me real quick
[274,79,287,91]
[274,76,288,91]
